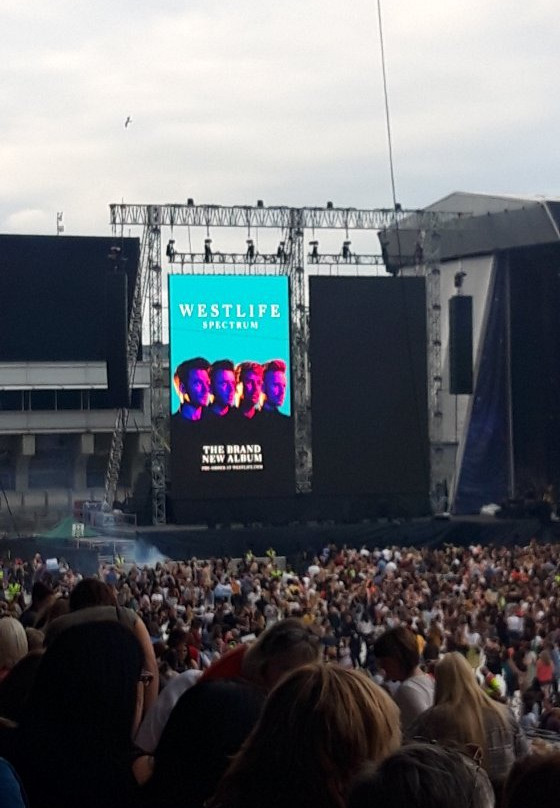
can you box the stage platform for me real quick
[4,514,559,577]
[138,513,560,563]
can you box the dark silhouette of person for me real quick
[172,358,211,422]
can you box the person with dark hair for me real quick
[44,578,158,710]
[34,596,69,631]
[209,359,236,417]
[235,362,263,419]
[20,582,54,628]
[373,626,435,731]
[163,627,194,675]
[0,649,43,724]
[172,357,211,421]
[9,621,146,808]
[502,751,560,808]
[348,742,494,808]
[261,359,288,415]
[68,576,116,611]
[207,664,400,808]
[140,680,265,808]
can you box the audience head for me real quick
[435,651,489,707]
[29,581,54,610]
[503,752,560,808]
[349,742,494,808]
[242,617,321,688]
[0,618,28,680]
[68,577,116,611]
[16,621,144,808]
[149,679,265,808]
[0,648,44,722]
[373,626,420,681]
[210,663,400,808]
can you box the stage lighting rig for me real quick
[454,270,466,291]
[309,241,319,263]
[166,239,176,260]
[107,200,444,524]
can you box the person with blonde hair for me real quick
[409,652,527,787]
[0,618,28,683]
[208,663,401,808]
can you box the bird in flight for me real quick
[124,116,132,128]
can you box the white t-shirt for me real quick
[135,669,202,753]
[394,673,435,732]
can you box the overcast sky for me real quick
[1,0,558,239]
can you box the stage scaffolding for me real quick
[105,203,444,524]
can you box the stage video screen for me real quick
[310,277,430,507]
[0,234,139,361]
[169,275,295,500]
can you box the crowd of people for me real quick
[0,539,559,806]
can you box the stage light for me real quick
[166,239,175,260]
[257,200,264,208]
[309,240,319,263]
[326,201,333,209]
[277,241,286,262]
[204,238,213,263]
[246,239,255,260]
[187,198,194,206]
[342,240,352,261]
[454,271,467,290]
[107,246,121,263]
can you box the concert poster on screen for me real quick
[168,275,295,499]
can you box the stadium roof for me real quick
[383,192,560,270]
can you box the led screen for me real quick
[169,275,294,500]
[310,276,430,509]
[0,234,139,361]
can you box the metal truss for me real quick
[419,229,445,512]
[164,250,388,270]
[306,253,387,266]
[110,203,442,231]
[287,212,312,493]
[108,202,443,523]
[147,221,167,524]
[167,251,289,272]
[103,226,152,511]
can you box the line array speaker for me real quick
[449,295,473,395]
[106,270,129,408]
